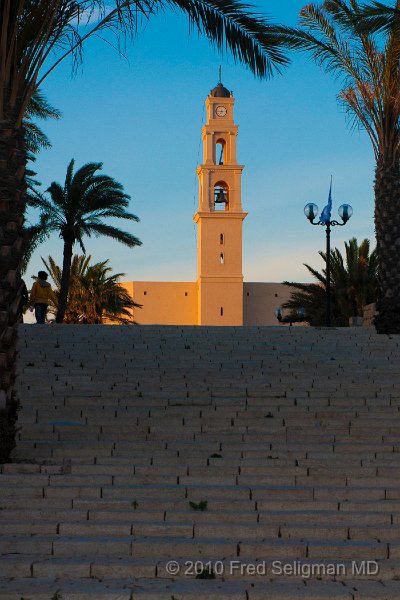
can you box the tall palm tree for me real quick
[0,0,289,401]
[29,159,141,323]
[283,237,378,326]
[43,254,141,324]
[279,0,400,333]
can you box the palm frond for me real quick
[24,120,52,152]
[22,218,51,274]
[358,1,400,34]
[27,189,62,217]
[65,158,77,197]
[25,89,61,120]
[86,222,142,247]
[281,3,364,81]
[158,0,289,77]
[23,89,61,154]
[85,207,139,221]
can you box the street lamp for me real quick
[304,195,353,327]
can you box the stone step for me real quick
[1,576,400,599]
[4,518,396,542]
[0,507,394,526]
[0,533,391,561]
[1,555,400,582]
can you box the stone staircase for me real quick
[1,324,400,599]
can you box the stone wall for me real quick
[120,281,198,325]
[120,281,297,326]
[243,282,293,326]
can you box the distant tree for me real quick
[28,159,141,323]
[43,254,141,324]
[283,238,378,326]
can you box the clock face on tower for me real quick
[215,105,227,117]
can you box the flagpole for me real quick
[326,222,331,327]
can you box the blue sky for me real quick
[27,0,376,285]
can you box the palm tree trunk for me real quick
[0,106,27,401]
[374,156,400,334]
[56,238,74,323]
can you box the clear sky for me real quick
[26,0,376,287]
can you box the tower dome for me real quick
[210,82,231,98]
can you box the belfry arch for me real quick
[216,138,226,165]
[213,181,229,211]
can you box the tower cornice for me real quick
[193,211,247,223]
[196,164,245,174]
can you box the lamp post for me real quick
[304,201,353,327]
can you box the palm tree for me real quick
[283,238,378,326]
[0,0,290,398]
[279,0,400,333]
[43,254,141,324]
[29,159,141,323]
[81,260,140,324]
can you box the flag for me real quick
[319,178,332,225]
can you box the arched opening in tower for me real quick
[216,139,226,165]
[214,182,229,211]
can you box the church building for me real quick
[122,82,292,326]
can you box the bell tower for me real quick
[194,83,247,325]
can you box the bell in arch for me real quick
[214,187,228,206]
